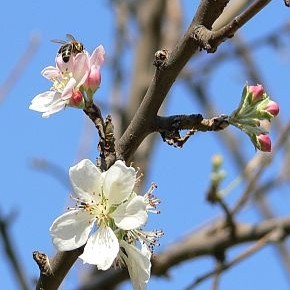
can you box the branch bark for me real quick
[115,0,272,161]
[75,216,290,290]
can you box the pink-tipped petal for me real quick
[249,84,264,103]
[85,65,101,92]
[90,45,105,67]
[257,134,271,152]
[265,100,279,117]
[73,52,90,86]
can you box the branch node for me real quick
[33,251,52,276]
[192,25,216,53]
[153,49,169,70]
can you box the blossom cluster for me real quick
[50,159,163,290]
[29,45,105,117]
[229,84,279,152]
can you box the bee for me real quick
[51,34,84,63]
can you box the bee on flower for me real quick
[29,35,105,118]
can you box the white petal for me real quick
[49,209,95,251]
[41,99,67,118]
[120,241,151,290]
[79,226,119,270]
[111,196,148,230]
[29,91,67,117]
[29,91,60,112]
[69,159,103,203]
[41,66,61,80]
[61,77,76,100]
[103,160,136,206]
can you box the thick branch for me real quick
[35,247,84,290]
[115,0,272,161]
[76,216,290,290]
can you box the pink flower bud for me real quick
[248,84,264,103]
[257,134,271,152]
[265,100,279,117]
[85,65,101,93]
[70,90,83,106]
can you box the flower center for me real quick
[81,196,112,227]
[52,72,72,92]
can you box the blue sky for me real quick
[1,1,290,290]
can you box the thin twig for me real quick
[0,210,30,290]
[214,0,272,39]
[0,35,40,102]
[231,122,290,215]
[211,259,222,290]
[30,158,70,190]
[184,229,281,290]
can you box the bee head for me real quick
[74,42,84,53]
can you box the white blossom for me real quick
[49,159,162,289]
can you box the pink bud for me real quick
[265,100,279,117]
[85,65,101,92]
[257,134,271,152]
[248,84,264,103]
[70,91,83,106]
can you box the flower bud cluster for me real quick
[229,84,279,152]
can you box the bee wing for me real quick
[66,34,77,42]
[51,39,67,44]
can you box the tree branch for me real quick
[155,114,229,148]
[35,247,84,290]
[116,0,238,161]
[185,228,282,289]
[0,210,30,290]
[193,0,272,52]
[83,102,116,170]
[75,216,290,290]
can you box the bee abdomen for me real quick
[60,43,72,63]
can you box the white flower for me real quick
[49,159,148,270]
[50,159,163,290]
